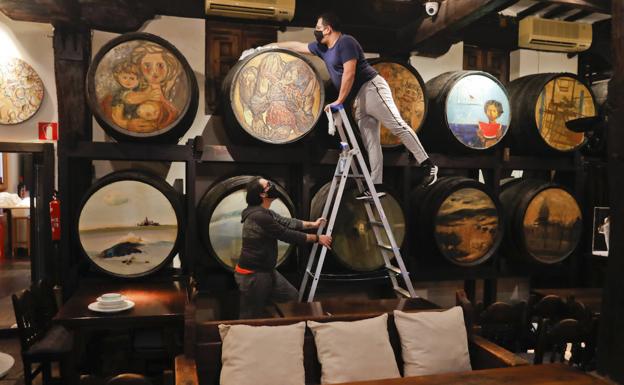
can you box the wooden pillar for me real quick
[53,25,93,296]
[597,1,624,381]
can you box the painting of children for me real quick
[477,100,505,148]
[92,37,191,137]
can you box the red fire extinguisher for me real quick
[50,191,60,241]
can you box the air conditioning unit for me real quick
[519,17,592,52]
[205,0,295,22]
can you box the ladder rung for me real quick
[305,270,315,277]
[334,173,365,178]
[377,244,396,252]
[386,265,401,275]
[394,286,412,298]
[370,221,384,227]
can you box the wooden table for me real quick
[337,364,609,385]
[54,280,187,329]
[532,288,603,315]
[275,297,440,318]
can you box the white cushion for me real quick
[307,314,400,384]
[394,307,472,377]
[218,322,306,385]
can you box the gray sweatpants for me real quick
[235,270,298,319]
[352,75,429,184]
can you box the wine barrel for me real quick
[76,170,184,278]
[508,73,596,154]
[197,176,297,271]
[222,48,325,144]
[499,178,582,264]
[368,59,428,147]
[421,71,511,152]
[310,182,405,272]
[87,32,199,143]
[411,177,503,266]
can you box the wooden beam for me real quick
[564,9,593,20]
[542,4,573,17]
[516,2,553,19]
[401,0,519,46]
[597,0,624,382]
[546,0,611,14]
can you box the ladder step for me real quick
[305,270,315,277]
[394,286,412,298]
[386,265,402,275]
[334,173,365,179]
[370,221,384,227]
[377,244,396,252]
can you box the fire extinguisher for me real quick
[50,191,60,241]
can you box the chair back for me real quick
[534,318,585,365]
[32,280,59,330]
[106,374,153,385]
[12,289,45,351]
[479,301,527,352]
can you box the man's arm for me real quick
[268,41,311,54]
[334,58,356,105]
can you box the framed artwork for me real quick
[0,58,44,125]
[87,33,198,143]
[0,153,7,192]
[76,170,183,278]
[592,206,610,257]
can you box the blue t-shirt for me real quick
[308,34,377,100]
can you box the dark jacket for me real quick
[238,205,307,272]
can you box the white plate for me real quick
[0,352,15,378]
[88,300,135,313]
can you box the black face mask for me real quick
[266,184,279,199]
[314,30,324,44]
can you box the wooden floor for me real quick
[0,259,31,330]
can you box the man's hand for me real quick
[324,101,342,113]
[312,217,327,229]
[318,234,332,249]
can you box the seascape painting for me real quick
[78,180,179,277]
[231,51,323,143]
[535,77,596,151]
[434,188,499,264]
[445,74,510,149]
[93,39,191,137]
[372,62,426,146]
[0,58,44,125]
[523,188,582,263]
[208,189,293,269]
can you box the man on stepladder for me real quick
[267,12,438,198]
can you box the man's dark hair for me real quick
[318,12,342,32]
[245,177,264,206]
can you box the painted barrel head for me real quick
[78,179,180,277]
[311,183,405,271]
[208,188,293,270]
[445,74,510,149]
[230,50,323,144]
[522,188,582,264]
[535,76,595,151]
[0,58,44,125]
[372,62,426,146]
[434,188,499,265]
[91,38,192,138]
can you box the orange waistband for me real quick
[235,264,254,274]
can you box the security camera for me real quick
[425,1,439,16]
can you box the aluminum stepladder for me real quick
[298,104,417,302]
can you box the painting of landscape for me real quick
[523,188,582,263]
[209,189,292,269]
[78,180,178,277]
[434,188,499,264]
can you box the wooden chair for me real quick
[32,280,60,331]
[478,301,527,353]
[106,373,153,385]
[12,289,76,385]
[11,216,30,256]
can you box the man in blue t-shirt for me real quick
[270,12,438,198]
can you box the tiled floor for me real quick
[0,259,31,330]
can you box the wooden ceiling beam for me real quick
[544,0,610,14]
[542,4,573,18]
[516,2,553,19]
[564,9,593,20]
[400,0,520,46]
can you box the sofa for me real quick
[175,303,529,385]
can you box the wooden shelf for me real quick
[64,141,195,162]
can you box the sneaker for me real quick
[356,190,387,200]
[422,165,439,186]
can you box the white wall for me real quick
[0,13,57,143]
[410,42,465,82]
[510,48,578,80]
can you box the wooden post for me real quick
[597,1,624,381]
[53,25,93,296]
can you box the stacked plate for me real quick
[88,292,135,313]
